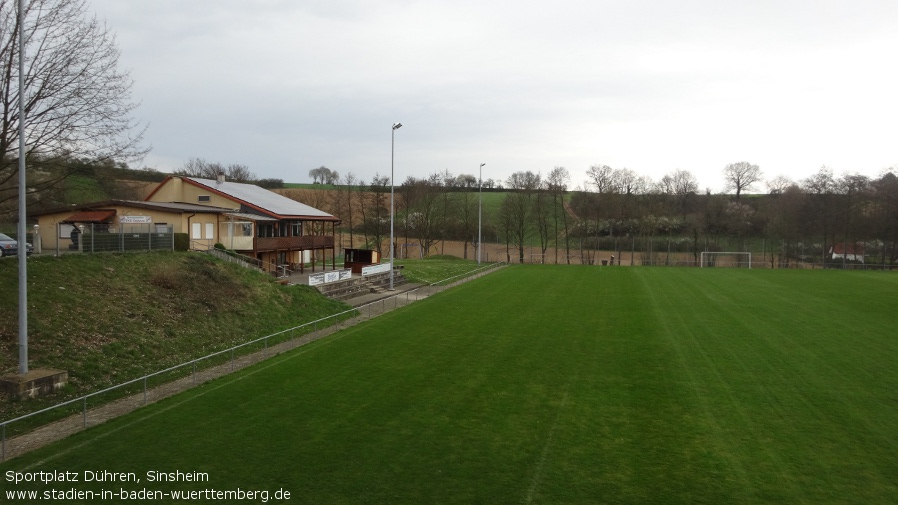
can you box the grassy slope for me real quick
[393,255,486,284]
[2,268,896,504]
[0,252,351,420]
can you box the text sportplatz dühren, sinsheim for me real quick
[3,470,291,502]
[5,469,208,484]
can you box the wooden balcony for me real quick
[254,235,334,252]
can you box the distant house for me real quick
[830,243,865,263]
[31,175,340,274]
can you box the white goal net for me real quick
[700,252,752,268]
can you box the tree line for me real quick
[292,163,898,268]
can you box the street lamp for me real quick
[389,122,402,290]
[477,163,485,265]
[17,0,29,374]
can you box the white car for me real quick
[0,232,33,257]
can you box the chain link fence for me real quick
[54,222,175,255]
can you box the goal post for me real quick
[700,251,752,268]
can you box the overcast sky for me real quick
[90,0,898,192]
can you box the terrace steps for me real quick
[313,270,408,302]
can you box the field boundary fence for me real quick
[512,254,894,269]
[0,261,505,462]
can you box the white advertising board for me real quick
[361,263,391,276]
[308,269,352,286]
[119,216,152,224]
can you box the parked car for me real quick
[0,232,33,257]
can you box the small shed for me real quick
[344,249,380,273]
[830,243,865,263]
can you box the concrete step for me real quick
[314,271,407,301]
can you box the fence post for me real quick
[143,377,148,405]
[192,361,197,385]
[231,349,235,371]
[83,397,88,428]
[2,424,5,461]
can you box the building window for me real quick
[291,222,302,236]
[205,222,214,239]
[198,195,211,203]
[191,222,201,239]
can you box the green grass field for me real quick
[2,267,896,504]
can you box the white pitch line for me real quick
[523,390,569,505]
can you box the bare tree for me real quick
[723,161,762,200]
[547,166,571,263]
[836,173,871,267]
[308,166,327,184]
[401,173,442,256]
[175,157,257,182]
[341,172,357,249]
[762,184,806,267]
[658,169,699,220]
[532,177,551,262]
[456,174,477,188]
[365,174,390,255]
[308,165,338,185]
[766,175,794,195]
[871,171,898,264]
[436,170,455,255]
[0,0,147,217]
[504,171,541,263]
[802,166,837,262]
[586,164,614,193]
[445,174,478,259]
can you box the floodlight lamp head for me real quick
[393,122,402,130]
[480,163,486,167]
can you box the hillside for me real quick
[0,252,351,419]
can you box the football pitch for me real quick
[2,266,897,504]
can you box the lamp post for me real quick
[17,0,28,375]
[389,122,402,290]
[477,163,485,265]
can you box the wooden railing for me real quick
[255,235,334,251]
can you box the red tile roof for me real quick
[831,243,865,255]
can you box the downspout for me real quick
[186,213,195,250]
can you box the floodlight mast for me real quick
[477,163,485,265]
[17,0,28,375]
[389,122,402,290]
